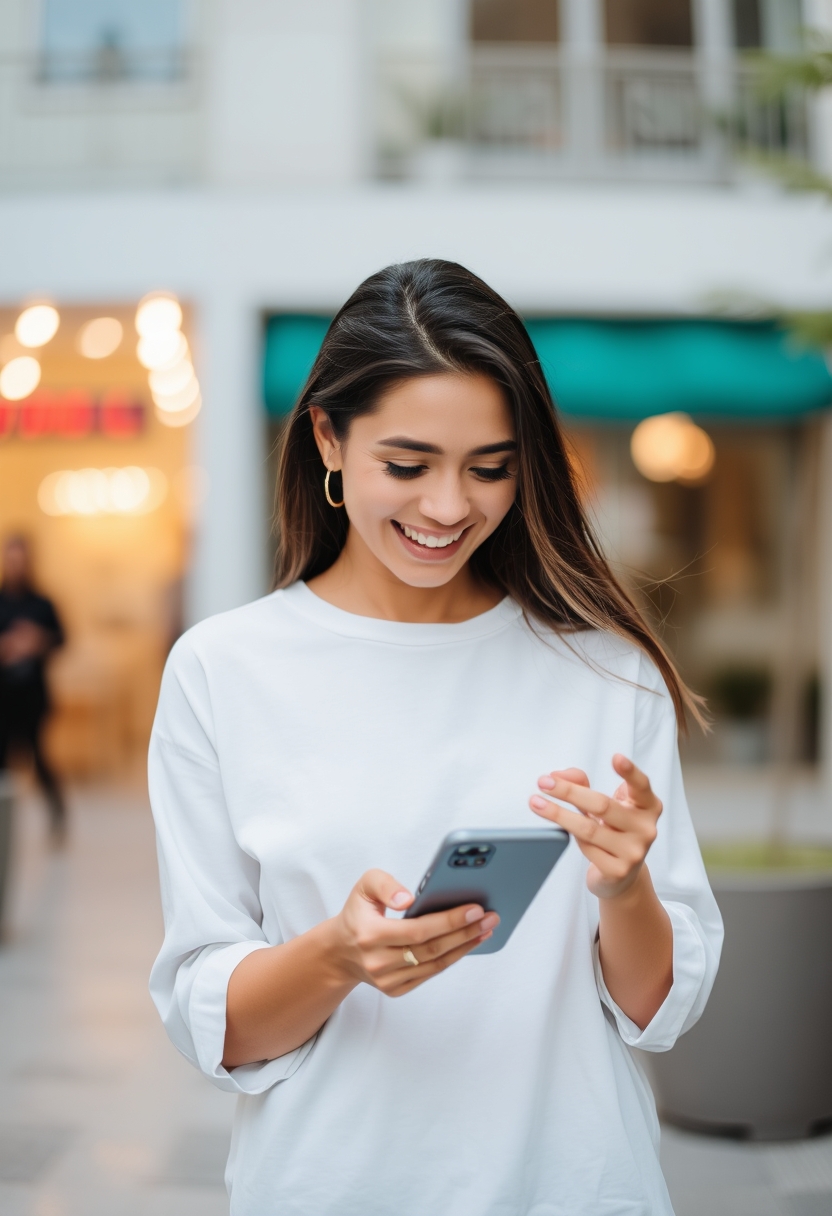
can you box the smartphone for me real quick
[403,827,569,954]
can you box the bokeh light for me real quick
[0,355,42,400]
[38,466,167,516]
[630,413,715,484]
[77,317,124,359]
[149,359,195,396]
[15,304,60,348]
[135,293,182,338]
[137,330,188,370]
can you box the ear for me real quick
[309,406,342,471]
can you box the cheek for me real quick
[481,481,517,525]
[347,468,407,526]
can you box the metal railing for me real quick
[468,46,564,151]
[37,46,188,86]
[604,51,701,153]
[376,46,810,180]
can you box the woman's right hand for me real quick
[331,869,498,997]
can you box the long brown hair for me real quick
[274,259,703,731]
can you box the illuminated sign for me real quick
[0,389,145,439]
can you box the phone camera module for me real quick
[448,843,495,869]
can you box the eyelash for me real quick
[384,462,513,483]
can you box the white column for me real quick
[804,0,832,179]
[560,0,605,169]
[693,0,735,174]
[187,293,268,625]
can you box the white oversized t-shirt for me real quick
[149,582,722,1216]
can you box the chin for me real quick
[384,555,462,589]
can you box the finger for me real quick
[530,796,629,856]
[534,776,610,818]
[395,930,494,994]
[357,869,413,912]
[381,902,488,947]
[398,913,499,967]
[538,767,590,790]
[612,755,656,809]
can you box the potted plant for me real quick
[642,844,832,1139]
[709,666,772,764]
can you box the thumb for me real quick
[358,868,413,912]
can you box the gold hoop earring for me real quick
[324,469,345,509]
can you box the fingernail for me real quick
[530,795,548,810]
[538,775,555,789]
[478,930,493,941]
[390,891,411,908]
[481,913,499,931]
[465,906,485,923]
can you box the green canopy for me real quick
[263,315,832,422]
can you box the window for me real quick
[733,0,762,48]
[733,0,803,53]
[604,0,693,48]
[471,0,559,44]
[40,0,186,83]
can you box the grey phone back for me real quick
[403,827,569,954]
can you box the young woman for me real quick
[150,260,722,1215]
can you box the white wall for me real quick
[205,0,366,186]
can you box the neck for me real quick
[307,528,502,624]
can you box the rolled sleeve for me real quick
[187,942,317,1095]
[593,901,711,1052]
[592,654,723,1053]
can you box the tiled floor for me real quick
[0,782,830,1215]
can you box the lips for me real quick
[392,520,470,560]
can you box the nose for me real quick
[418,472,469,527]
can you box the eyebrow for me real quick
[377,437,517,457]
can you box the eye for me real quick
[384,462,426,480]
[471,464,513,482]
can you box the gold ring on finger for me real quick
[402,947,419,967]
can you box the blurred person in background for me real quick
[0,534,66,843]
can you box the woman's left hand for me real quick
[529,755,662,900]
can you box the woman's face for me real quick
[311,373,518,589]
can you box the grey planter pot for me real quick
[0,775,13,938]
[643,873,832,1140]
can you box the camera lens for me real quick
[474,856,486,866]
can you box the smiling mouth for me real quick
[392,520,470,558]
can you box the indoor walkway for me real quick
[0,785,830,1216]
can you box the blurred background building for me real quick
[2,0,832,803]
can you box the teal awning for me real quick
[263,315,832,422]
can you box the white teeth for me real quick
[400,524,464,548]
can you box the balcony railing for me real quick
[604,51,700,153]
[376,46,810,182]
[37,46,189,86]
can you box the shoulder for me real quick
[519,615,673,706]
[167,588,297,671]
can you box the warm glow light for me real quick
[38,466,167,516]
[135,293,182,338]
[137,331,188,370]
[78,317,123,359]
[152,377,200,414]
[630,413,715,484]
[149,359,195,397]
[155,395,202,427]
[15,304,60,348]
[0,355,41,400]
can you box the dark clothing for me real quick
[0,586,65,831]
